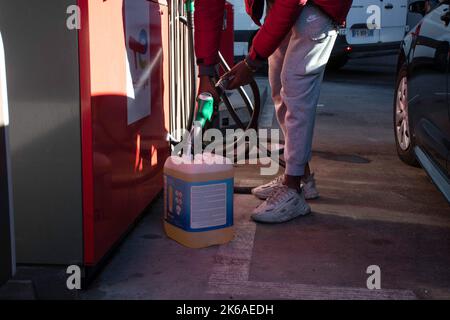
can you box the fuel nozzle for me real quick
[184,92,214,157]
[195,92,214,128]
[184,0,194,13]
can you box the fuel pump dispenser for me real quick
[0,0,171,274]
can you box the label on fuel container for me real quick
[164,175,234,232]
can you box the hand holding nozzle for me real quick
[219,59,257,90]
[215,75,235,96]
[197,74,233,104]
[198,75,220,103]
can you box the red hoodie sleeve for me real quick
[249,0,306,60]
[194,0,225,73]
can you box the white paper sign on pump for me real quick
[125,0,152,125]
[0,32,9,127]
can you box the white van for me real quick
[229,0,409,68]
[330,0,409,68]
[231,0,260,57]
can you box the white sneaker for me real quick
[251,186,311,224]
[251,175,284,200]
[302,173,320,200]
[252,174,319,200]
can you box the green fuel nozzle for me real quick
[195,92,214,128]
[184,0,195,13]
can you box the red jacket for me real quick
[194,0,353,70]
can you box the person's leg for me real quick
[253,5,334,200]
[272,49,313,188]
[251,35,292,200]
[268,34,290,137]
[304,163,311,178]
[270,36,312,190]
[266,0,289,137]
[280,3,337,191]
[251,4,337,223]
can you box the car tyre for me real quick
[327,55,349,70]
[394,65,419,167]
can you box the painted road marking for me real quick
[208,278,417,300]
[207,219,417,300]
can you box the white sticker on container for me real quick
[190,183,227,229]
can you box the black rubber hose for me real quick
[179,8,196,131]
[233,186,253,194]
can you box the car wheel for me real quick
[327,55,349,70]
[394,66,419,166]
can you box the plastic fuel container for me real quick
[164,153,234,248]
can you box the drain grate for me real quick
[314,151,371,164]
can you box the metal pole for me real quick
[0,30,15,286]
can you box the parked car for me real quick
[330,0,410,69]
[394,0,450,202]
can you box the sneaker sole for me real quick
[251,206,312,224]
[255,192,320,201]
[305,194,320,201]
[251,188,278,200]
[252,193,271,200]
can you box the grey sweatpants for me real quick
[268,3,338,176]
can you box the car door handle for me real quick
[441,12,450,26]
[385,3,394,9]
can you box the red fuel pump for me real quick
[0,0,171,272]
[78,0,171,266]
